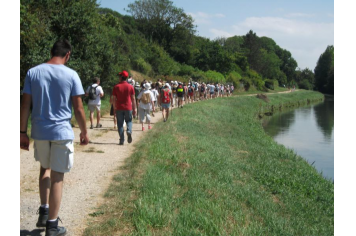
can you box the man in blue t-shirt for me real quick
[20,39,89,236]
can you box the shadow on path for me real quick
[20,229,44,236]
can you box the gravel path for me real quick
[20,108,165,236]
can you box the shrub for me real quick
[132,57,153,76]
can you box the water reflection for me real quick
[262,98,334,180]
[314,95,334,140]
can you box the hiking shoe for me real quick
[90,125,93,129]
[45,217,67,236]
[142,127,145,131]
[127,133,132,143]
[36,206,49,227]
[119,142,124,145]
[163,118,166,122]
[96,124,102,128]
[148,125,151,130]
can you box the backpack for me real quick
[161,89,170,103]
[140,92,151,104]
[200,86,205,92]
[89,85,98,100]
[188,87,193,93]
[172,85,177,93]
[177,85,183,93]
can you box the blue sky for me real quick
[97,0,334,70]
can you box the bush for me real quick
[264,79,275,90]
[132,57,153,76]
[226,71,242,87]
[298,79,313,90]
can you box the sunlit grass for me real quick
[83,90,332,235]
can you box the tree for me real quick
[314,45,334,94]
[127,0,195,51]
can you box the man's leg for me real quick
[96,110,101,126]
[89,111,94,127]
[116,110,125,143]
[123,110,133,143]
[48,170,64,220]
[39,167,51,205]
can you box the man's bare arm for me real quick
[72,95,89,145]
[131,94,136,116]
[20,93,32,150]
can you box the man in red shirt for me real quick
[112,70,136,145]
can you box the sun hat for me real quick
[165,83,170,87]
[118,70,129,78]
[144,83,151,90]
[131,79,135,85]
[135,82,140,87]
[127,78,132,83]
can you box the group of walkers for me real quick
[20,39,235,236]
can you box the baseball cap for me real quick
[118,70,129,78]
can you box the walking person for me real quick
[177,82,184,108]
[183,82,188,105]
[150,83,159,114]
[20,39,89,236]
[112,70,136,145]
[187,83,194,103]
[85,77,104,129]
[161,83,173,122]
[134,82,141,119]
[137,83,155,130]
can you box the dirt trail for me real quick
[20,107,168,236]
[20,91,293,236]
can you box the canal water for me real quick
[262,95,334,180]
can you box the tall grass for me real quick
[84,90,333,236]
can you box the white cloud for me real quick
[209,17,334,69]
[285,13,316,18]
[209,28,233,38]
[188,12,225,25]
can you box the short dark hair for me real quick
[92,77,100,84]
[51,39,72,57]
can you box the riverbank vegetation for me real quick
[21,0,333,96]
[83,90,333,235]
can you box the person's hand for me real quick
[132,109,136,117]
[20,133,29,151]
[80,132,89,145]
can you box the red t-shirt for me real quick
[112,81,135,110]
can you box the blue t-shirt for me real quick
[23,63,84,140]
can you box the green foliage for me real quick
[21,0,303,95]
[226,71,242,87]
[132,57,153,76]
[314,45,334,94]
[295,68,315,90]
[204,70,225,83]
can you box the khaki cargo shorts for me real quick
[33,140,74,173]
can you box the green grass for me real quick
[84,90,333,235]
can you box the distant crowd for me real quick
[86,74,236,133]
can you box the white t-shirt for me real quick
[86,83,104,105]
[137,89,155,110]
[151,89,159,102]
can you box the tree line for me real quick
[20,0,333,94]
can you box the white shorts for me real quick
[88,104,101,112]
[34,140,74,173]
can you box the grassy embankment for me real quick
[83,90,333,235]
